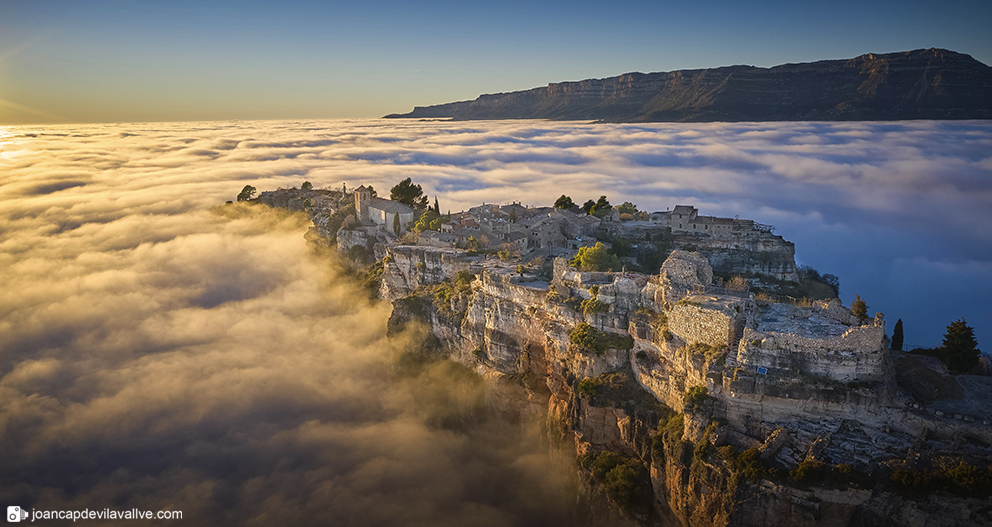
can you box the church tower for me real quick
[354,185,371,222]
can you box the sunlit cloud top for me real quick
[1,119,990,349]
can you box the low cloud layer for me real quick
[0,119,989,523]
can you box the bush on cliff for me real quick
[569,242,621,272]
[790,459,827,484]
[576,378,598,398]
[684,385,709,406]
[582,450,644,514]
[569,323,634,355]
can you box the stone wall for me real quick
[735,316,888,382]
[668,296,748,349]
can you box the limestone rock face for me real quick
[376,241,992,527]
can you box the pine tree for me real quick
[393,213,401,236]
[943,318,980,373]
[554,195,574,210]
[851,294,868,323]
[891,319,904,351]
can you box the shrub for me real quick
[665,413,685,442]
[684,386,709,406]
[726,275,749,291]
[591,451,625,481]
[576,378,599,398]
[635,350,647,361]
[604,463,640,510]
[581,297,610,314]
[569,323,634,355]
[717,445,738,464]
[455,270,476,288]
[694,439,711,461]
[651,433,666,462]
[891,468,942,493]
[790,459,826,484]
[947,462,992,496]
[732,448,776,482]
[587,451,642,512]
[569,242,621,272]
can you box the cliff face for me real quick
[380,246,992,526]
[384,48,992,122]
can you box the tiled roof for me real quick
[367,198,413,214]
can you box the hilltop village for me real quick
[251,183,992,527]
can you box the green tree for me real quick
[367,185,378,198]
[413,209,442,232]
[617,202,638,215]
[611,237,632,257]
[570,242,621,272]
[237,184,257,202]
[554,195,575,210]
[891,318,904,351]
[851,294,868,323]
[390,178,428,209]
[590,195,612,218]
[582,199,596,214]
[393,212,401,236]
[943,318,980,373]
[433,196,440,214]
[301,181,313,191]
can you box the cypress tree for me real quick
[891,319,904,351]
[942,318,980,373]
[393,213,401,236]
[434,196,440,214]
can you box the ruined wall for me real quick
[667,297,748,349]
[735,317,888,382]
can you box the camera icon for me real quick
[7,506,29,522]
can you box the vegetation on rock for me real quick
[237,184,257,202]
[943,318,981,373]
[570,242,621,272]
[569,323,634,355]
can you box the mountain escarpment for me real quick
[384,48,992,122]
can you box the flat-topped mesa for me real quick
[385,48,992,122]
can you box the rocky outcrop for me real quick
[385,48,992,122]
[258,190,992,526]
[380,244,992,526]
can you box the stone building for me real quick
[354,185,415,231]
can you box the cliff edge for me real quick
[384,48,992,122]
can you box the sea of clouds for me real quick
[1,119,990,523]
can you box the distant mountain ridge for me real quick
[384,48,992,122]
